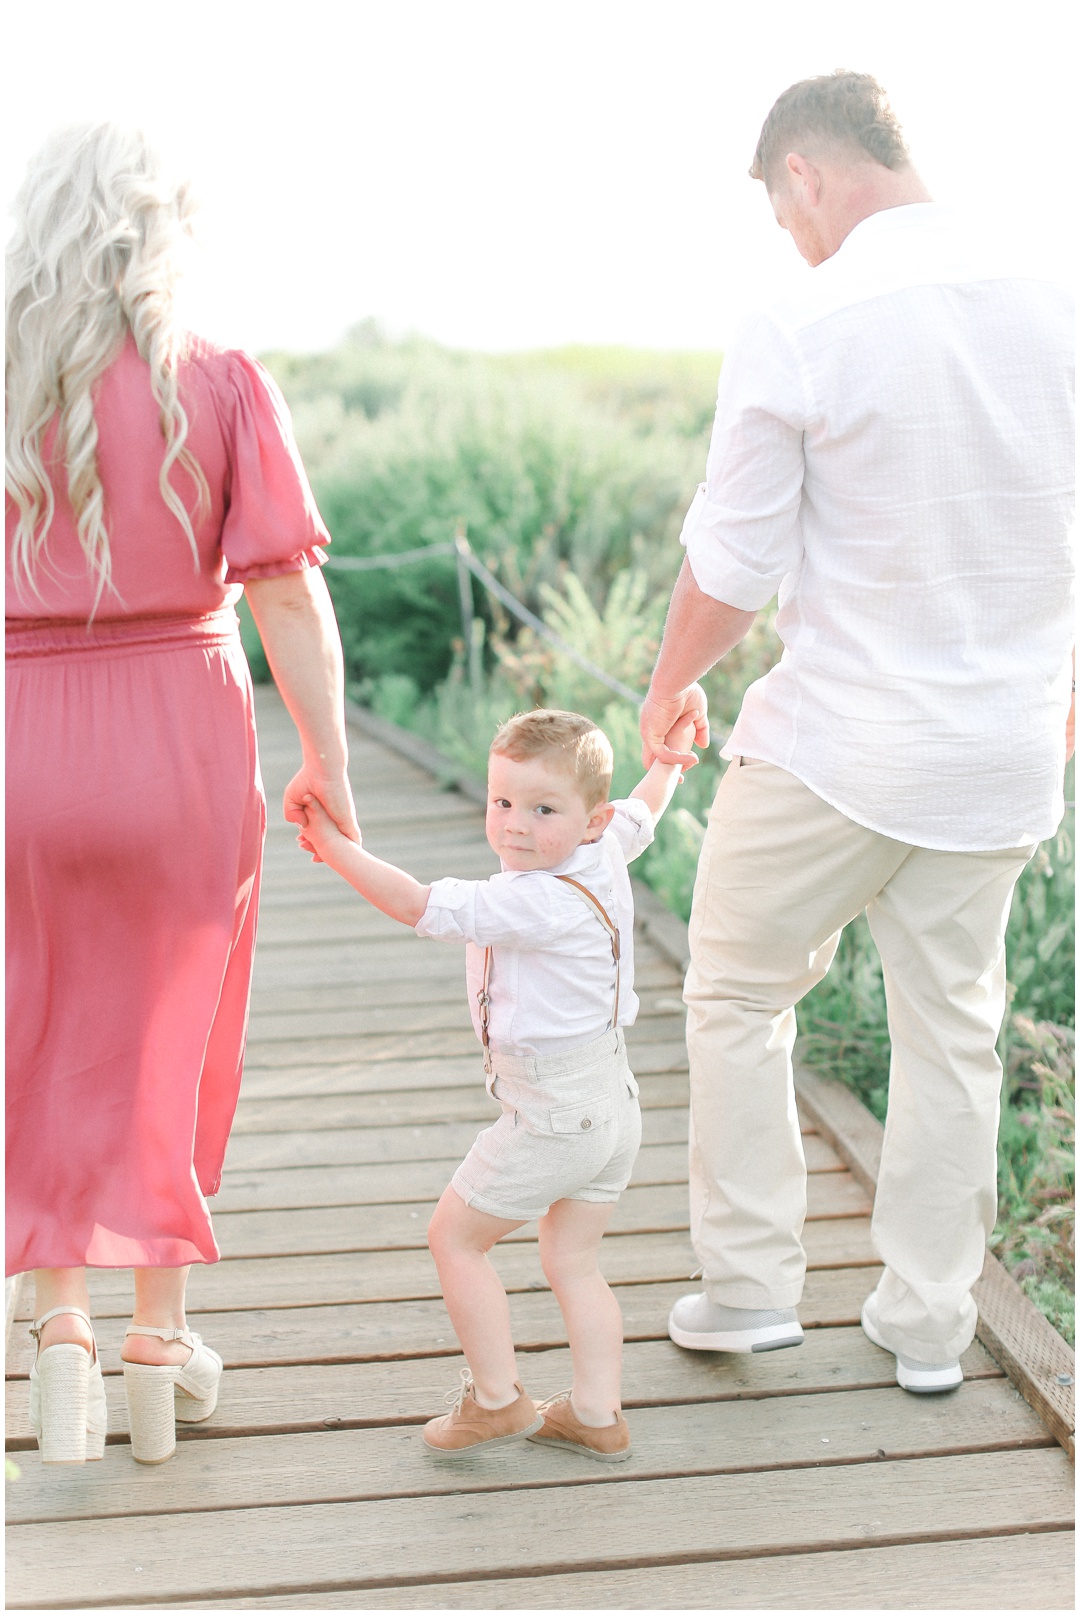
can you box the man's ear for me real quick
[786,151,821,205]
[582,802,616,844]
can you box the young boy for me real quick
[296,708,693,1462]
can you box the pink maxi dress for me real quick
[6,335,329,1274]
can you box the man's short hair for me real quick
[490,709,613,810]
[750,70,909,188]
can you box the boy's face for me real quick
[486,752,613,872]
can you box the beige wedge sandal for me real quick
[122,1324,223,1465]
[28,1306,108,1465]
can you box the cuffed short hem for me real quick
[450,1166,548,1224]
[568,1185,624,1204]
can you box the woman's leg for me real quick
[121,1266,193,1367]
[538,1199,621,1424]
[32,1270,94,1352]
[427,1187,526,1407]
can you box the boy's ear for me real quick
[582,802,616,843]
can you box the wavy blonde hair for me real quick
[6,122,209,610]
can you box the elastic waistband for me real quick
[5,608,240,662]
[489,1027,625,1083]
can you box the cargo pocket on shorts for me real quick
[548,1095,614,1136]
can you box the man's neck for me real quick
[829,164,933,255]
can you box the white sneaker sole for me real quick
[667,1314,804,1353]
[861,1309,963,1393]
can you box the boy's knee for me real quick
[540,1241,592,1290]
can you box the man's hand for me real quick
[283,763,361,860]
[641,685,710,768]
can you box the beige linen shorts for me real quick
[451,1029,642,1222]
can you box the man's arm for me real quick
[641,559,757,767]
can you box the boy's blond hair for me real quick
[490,709,613,810]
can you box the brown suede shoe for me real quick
[422,1372,542,1454]
[527,1391,632,1462]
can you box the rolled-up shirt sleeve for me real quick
[680,311,809,610]
[416,873,564,947]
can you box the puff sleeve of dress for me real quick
[220,350,331,583]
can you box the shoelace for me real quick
[443,1368,474,1415]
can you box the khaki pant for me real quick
[685,757,1034,1363]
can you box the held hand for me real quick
[283,764,361,848]
[640,684,709,768]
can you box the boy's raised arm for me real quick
[299,795,431,927]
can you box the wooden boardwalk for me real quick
[5,685,1074,1609]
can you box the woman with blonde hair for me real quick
[6,122,360,1465]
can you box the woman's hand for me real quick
[284,763,360,856]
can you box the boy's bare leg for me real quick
[427,1186,527,1408]
[538,1199,621,1424]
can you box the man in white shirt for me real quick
[641,71,1074,1391]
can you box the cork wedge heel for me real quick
[122,1324,223,1464]
[28,1306,107,1465]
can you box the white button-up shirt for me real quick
[681,203,1074,851]
[415,799,654,1056]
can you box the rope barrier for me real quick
[322,536,1078,803]
[323,530,644,708]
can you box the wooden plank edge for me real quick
[8,1522,1075,1613]
[342,702,1076,1458]
[794,1062,1076,1460]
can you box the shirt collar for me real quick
[837,201,946,255]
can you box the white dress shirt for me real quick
[415,799,654,1056]
[681,203,1074,851]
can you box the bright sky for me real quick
[3,0,1074,355]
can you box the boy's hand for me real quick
[667,715,699,770]
[296,793,343,864]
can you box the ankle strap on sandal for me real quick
[29,1305,93,1338]
[124,1323,193,1342]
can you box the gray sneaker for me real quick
[668,1293,804,1352]
[861,1304,962,1393]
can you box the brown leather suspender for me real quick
[476,876,622,1074]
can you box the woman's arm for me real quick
[244,568,360,842]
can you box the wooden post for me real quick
[454,524,482,693]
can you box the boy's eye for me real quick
[493,798,511,809]
[536,804,555,816]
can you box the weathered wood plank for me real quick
[221,1103,690,1171]
[7,1278,889,1381]
[8,1449,1073,1609]
[210,1143,693,1213]
[245,988,688,1043]
[973,1251,1076,1462]
[204,1174,869,1260]
[6,1378,1045,1525]
[12,1223,874,1319]
[154,1532,1077,1610]
[228,1070,700,1131]
[9,1320,1003,1458]
[241,1018,689,1069]
[246,958,682,1015]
